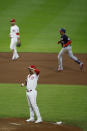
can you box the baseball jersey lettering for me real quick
[60,34,71,47]
[30,76,34,80]
[26,74,39,90]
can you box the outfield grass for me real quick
[0,84,87,131]
[0,0,87,53]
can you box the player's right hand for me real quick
[9,34,11,38]
[21,83,24,87]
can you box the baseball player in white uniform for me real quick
[21,65,42,123]
[10,18,20,60]
[57,28,84,71]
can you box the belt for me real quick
[27,89,32,92]
[64,44,71,48]
[11,37,17,38]
[64,40,72,48]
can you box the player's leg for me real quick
[57,48,65,71]
[13,39,19,59]
[10,39,15,60]
[29,91,42,123]
[26,93,34,122]
[34,90,42,123]
[10,38,19,60]
[68,46,83,70]
[14,47,19,59]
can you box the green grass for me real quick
[0,84,87,131]
[0,0,87,53]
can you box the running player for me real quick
[57,28,83,71]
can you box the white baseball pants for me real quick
[58,46,79,69]
[10,38,19,59]
[26,90,42,120]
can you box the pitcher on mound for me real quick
[21,65,42,123]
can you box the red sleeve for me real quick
[34,69,40,75]
[64,40,72,47]
[16,33,20,35]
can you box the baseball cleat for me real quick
[12,56,15,60]
[35,118,42,123]
[57,68,63,72]
[16,55,19,59]
[80,62,84,71]
[12,56,19,60]
[26,118,34,122]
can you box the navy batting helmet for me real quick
[59,28,66,33]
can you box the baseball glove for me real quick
[16,40,21,47]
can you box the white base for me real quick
[56,121,63,125]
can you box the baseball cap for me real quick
[59,28,66,33]
[28,65,36,70]
[28,65,40,75]
[10,18,16,23]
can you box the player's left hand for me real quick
[57,41,60,44]
[16,39,21,47]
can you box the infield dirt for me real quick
[0,52,87,85]
[0,118,82,131]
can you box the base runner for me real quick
[9,18,20,60]
[21,65,42,123]
[57,28,83,71]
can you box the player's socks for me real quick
[80,62,84,70]
[75,60,84,70]
[14,50,19,58]
[75,59,81,64]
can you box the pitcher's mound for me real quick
[0,118,82,131]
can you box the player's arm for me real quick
[17,36,20,42]
[57,38,63,44]
[57,40,61,44]
[21,79,27,87]
[16,27,20,38]
[16,27,21,42]
[16,27,21,47]
[9,27,12,39]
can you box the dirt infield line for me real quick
[0,52,87,85]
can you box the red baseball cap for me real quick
[28,65,36,70]
[10,18,16,23]
[28,65,40,75]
